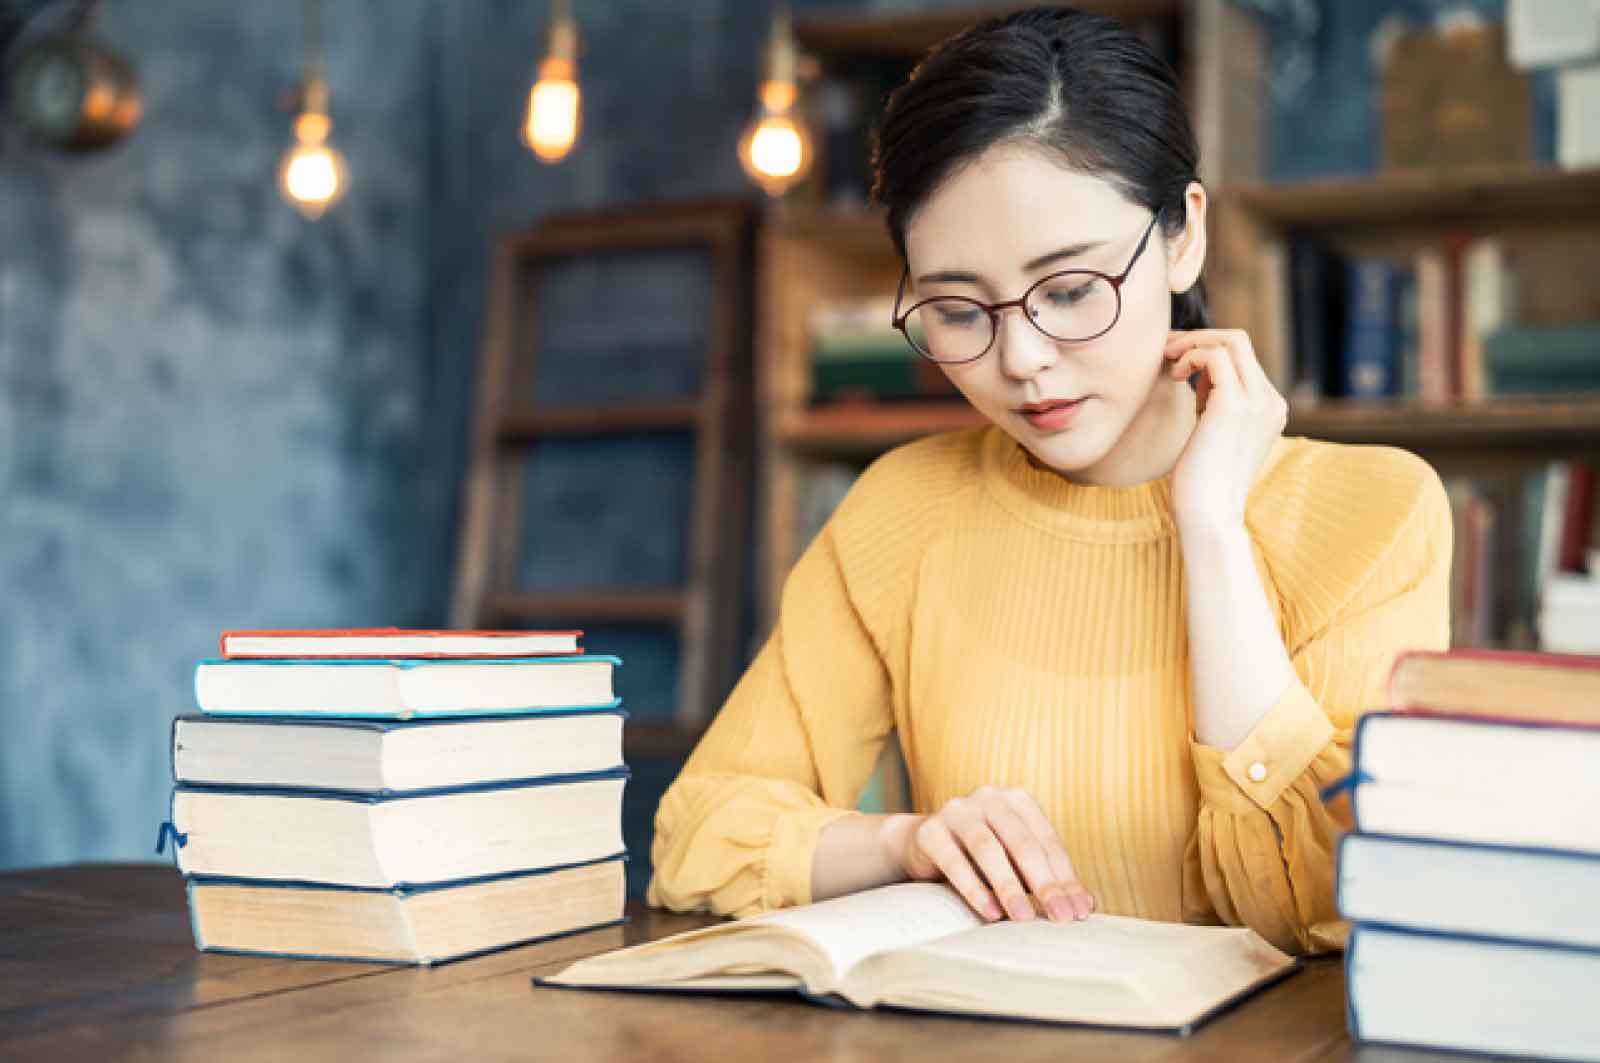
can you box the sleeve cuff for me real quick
[1191,678,1335,811]
[764,805,861,911]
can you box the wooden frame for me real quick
[453,198,757,755]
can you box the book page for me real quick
[750,882,982,977]
[847,914,1294,1028]
[908,913,1226,979]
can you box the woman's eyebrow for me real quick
[1021,238,1108,273]
[915,238,1109,286]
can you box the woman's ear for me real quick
[1166,179,1207,294]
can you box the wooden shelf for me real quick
[1287,396,1600,452]
[497,401,701,443]
[1224,164,1600,230]
[778,402,985,459]
[795,1,1181,58]
[774,397,1600,462]
[483,590,687,626]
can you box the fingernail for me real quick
[1003,893,1033,921]
[1046,896,1072,922]
[982,899,1004,921]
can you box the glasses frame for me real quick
[891,207,1166,365]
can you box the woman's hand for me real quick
[882,786,1094,923]
[1162,328,1288,532]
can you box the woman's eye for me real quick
[1047,281,1098,306]
[934,305,983,327]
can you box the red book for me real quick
[1559,462,1596,574]
[1388,647,1600,730]
[219,627,584,660]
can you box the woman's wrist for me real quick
[877,812,925,879]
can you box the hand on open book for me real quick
[887,786,1095,924]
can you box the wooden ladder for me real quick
[451,198,757,758]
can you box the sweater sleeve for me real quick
[645,521,896,918]
[1183,457,1453,955]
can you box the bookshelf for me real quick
[757,6,1599,655]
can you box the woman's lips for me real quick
[1018,398,1087,433]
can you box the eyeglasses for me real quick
[891,208,1166,365]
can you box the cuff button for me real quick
[1247,761,1268,783]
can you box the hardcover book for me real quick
[539,882,1297,1033]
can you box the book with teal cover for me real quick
[193,654,624,718]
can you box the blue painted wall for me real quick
[0,0,1551,874]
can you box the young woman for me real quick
[647,6,1450,955]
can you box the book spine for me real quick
[1341,258,1401,399]
[1413,248,1452,403]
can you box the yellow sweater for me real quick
[647,426,1452,954]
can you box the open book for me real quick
[539,882,1298,1032]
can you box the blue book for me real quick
[188,853,627,966]
[193,655,622,719]
[1339,258,1401,399]
[1337,832,1600,950]
[172,709,626,795]
[163,767,629,890]
[1346,924,1600,1061]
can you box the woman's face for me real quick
[902,146,1202,485]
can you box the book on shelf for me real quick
[1485,320,1600,393]
[1458,237,1518,402]
[1270,232,1598,404]
[167,768,630,888]
[1444,479,1497,647]
[188,855,626,966]
[219,627,584,659]
[1345,924,1600,1063]
[806,295,956,403]
[538,881,1298,1033]
[1541,573,1600,654]
[193,655,620,718]
[1287,234,1345,400]
[171,709,625,793]
[1340,257,1403,399]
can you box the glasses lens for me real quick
[1028,272,1119,341]
[904,298,992,362]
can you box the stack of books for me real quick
[157,627,630,965]
[1333,648,1600,1062]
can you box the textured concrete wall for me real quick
[0,0,436,868]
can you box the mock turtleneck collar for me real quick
[978,426,1181,543]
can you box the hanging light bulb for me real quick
[279,0,348,219]
[522,0,581,163]
[739,4,813,197]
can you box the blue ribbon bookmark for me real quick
[1318,770,1372,802]
[155,821,189,855]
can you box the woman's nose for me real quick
[995,306,1058,382]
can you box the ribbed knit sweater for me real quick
[646,425,1452,954]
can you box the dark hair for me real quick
[870,5,1209,330]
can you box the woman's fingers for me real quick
[978,796,1059,920]
[947,807,1033,922]
[919,790,1098,924]
[1002,789,1095,921]
[913,815,1004,921]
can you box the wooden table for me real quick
[1,864,1478,1062]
